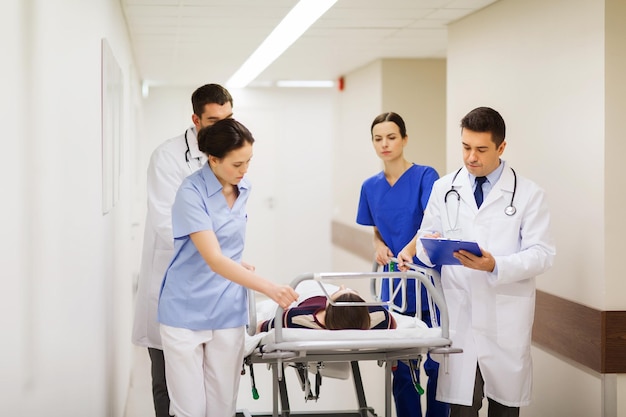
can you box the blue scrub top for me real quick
[158,164,251,330]
[356,164,438,313]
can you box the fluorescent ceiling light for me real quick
[225,0,337,89]
[276,80,335,88]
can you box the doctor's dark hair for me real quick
[325,293,371,330]
[460,107,506,147]
[191,84,233,116]
[370,112,407,138]
[197,118,254,158]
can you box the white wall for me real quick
[333,60,384,229]
[604,0,626,310]
[446,0,623,415]
[0,0,141,415]
[381,58,447,175]
[1,0,28,411]
[448,0,605,308]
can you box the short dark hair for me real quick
[460,107,506,147]
[191,84,233,116]
[197,118,254,158]
[325,293,371,330]
[370,112,407,138]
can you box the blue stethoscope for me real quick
[184,129,203,171]
[445,167,517,216]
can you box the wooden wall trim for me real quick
[602,311,626,373]
[331,221,626,374]
[533,291,626,373]
[532,290,602,371]
[331,220,374,262]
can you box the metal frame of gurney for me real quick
[236,264,462,417]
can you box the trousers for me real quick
[392,310,449,417]
[449,366,520,417]
[148,347,172,417]
[160,324,245,417]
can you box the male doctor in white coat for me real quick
[398,106,555,417]
[132,84,234,417]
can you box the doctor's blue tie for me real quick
[474,176,487,208]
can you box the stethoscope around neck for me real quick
[444,167,517,218]
[184,129,203,171]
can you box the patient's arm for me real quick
[256,296,328,333]
[369,306,397,329]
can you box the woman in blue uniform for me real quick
[157,118,298,417]
[356,112,448,417]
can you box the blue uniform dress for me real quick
[158,163,250,331]
[356,163,448,417]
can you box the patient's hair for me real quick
[324,293,371,330]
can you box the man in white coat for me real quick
[132,84,233,417]
[398,107,555,417]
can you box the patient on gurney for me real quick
[257,285,397,333]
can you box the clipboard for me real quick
[420,237,482,265]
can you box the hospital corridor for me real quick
[3,0,626,416]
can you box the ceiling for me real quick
[121,0,498,89]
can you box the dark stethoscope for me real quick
[184,129,203,171]
[445,167,517,216]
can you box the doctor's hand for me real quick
[454,247,496,272]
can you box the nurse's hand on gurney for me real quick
[373,227,394,266]
[241,261,297,308]
[261,282,299,310]
[265,285,298,308]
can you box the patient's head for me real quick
[324,290,371,330]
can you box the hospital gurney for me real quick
[236,265,461,417]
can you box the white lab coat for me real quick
[132,126,206,349]
[416,161,555,407]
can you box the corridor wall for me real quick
[0,0,142,415]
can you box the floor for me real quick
[123,344,456,417]
[122,344,395,417]
[124,346,156,417]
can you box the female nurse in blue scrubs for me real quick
[356,112,448,417]
[157,118,298,417]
